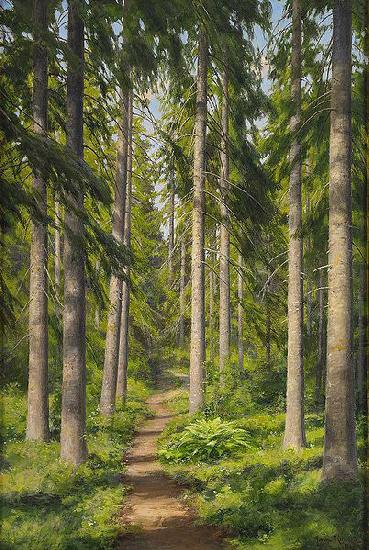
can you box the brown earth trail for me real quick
[117,387,225,549]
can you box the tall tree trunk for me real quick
[283,0,306,449]
[266,303,271,371]
[99,89,129,416]
[168,176,175,286]
[94,259,100,329]
[179,235,186,346]
[305,165,312,337]
[322,0,357,480]
[189,29,208,414]
[237,254,244,373]
[54,193,62,319]
[60,0,87,465]
[116,92,133,403]
[356,267,366,410]
[26,0,49,442]
[219,67,230,379]
[315,268,325,407]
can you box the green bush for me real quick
[159,417,253,463]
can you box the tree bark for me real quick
[356,264,366,412]
[283,0,306,450]
[179,235,186,346]
[26,0,49,442]
[315,268,325,407]
[54,193,62,319]
[94,259,100,329]
[168,176,175,286]
[322,0,357,480]
[219,67,230,379]
[266,304,271,371]
[99,89,129,416]
[116,92,133,403]
[237,254,244,373]
[305,165,312,337]
[209,260,214,363]
[60,0,87,465]
[189,28,208,414]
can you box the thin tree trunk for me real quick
[54,193,62,319]
[322,0,357,481]
[116,92,133,403]
[356,265,366,411]
[189,29,208,414]
[94,259,100,329]
[168,176,175,286]
[219,67,230,379]
[315,268,325,407]
[283,0,306,449]
[266,303,271,371]
[306,165,312,337]
[60,0,87,465]
[209,260,214,363]
[26,0,49,442]
[179,236,186,346]
[99,89,129,416]
[237,254,244,373]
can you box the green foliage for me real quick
[159,417,253,464]
[159,387,365,549]
[0,378,150,549]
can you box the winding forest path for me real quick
[117,383,225,549]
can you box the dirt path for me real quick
[117,387,225,549]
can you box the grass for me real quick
[0,378,151,549]
[158,386,366,549]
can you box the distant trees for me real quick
[116,92,134,403]
[219,68,230,380]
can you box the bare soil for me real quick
[117,387,225,549]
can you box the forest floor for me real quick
[117,379,225,549]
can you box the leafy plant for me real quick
[159,417,253,463]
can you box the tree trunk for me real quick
[189,29,208,414]
[116,92,133,403]
[99,89,129,416]
[168,176,175,286]
[315,269,325,407]
[94,259,100,329]
[60,0,87,465]
[237,255,244,373]
[266,304,271,371]
[322,0,357,480]
[26,0,49,442]
[209,260,214,363]
[54,193,62,319]
[219,67,230,379]
[305,166,312,337]
[179,236,186,346]
[283,0,306,450]
[356,267,366,411]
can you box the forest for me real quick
[0,0,368,548]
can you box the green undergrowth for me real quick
[0,378,151,549]
[158,388,365,549]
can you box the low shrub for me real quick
[159,417,253,463]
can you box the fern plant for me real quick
[158,417,253,463]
